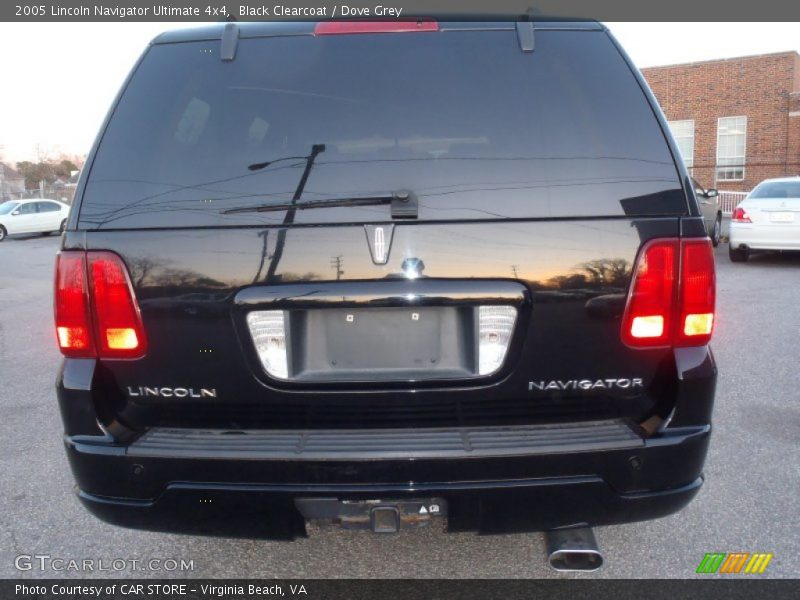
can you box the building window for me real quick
[668,120,694,169]
[716,116,746,181]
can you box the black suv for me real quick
[55,20,716,568]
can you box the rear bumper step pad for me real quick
[127,419,643,460]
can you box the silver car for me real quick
[728,177,800,262]
[691,178,722,247]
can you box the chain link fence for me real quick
[18,183,76,205]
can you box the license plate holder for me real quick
[292,306,477,381]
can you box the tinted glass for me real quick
[17,203,36,215]
[749,181,800,199]
[0,202,19,215]
[79,29,684,229]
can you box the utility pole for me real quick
[252,230,269,284]
[330,256,344,280]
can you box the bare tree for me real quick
[127,257,166,288]
[579,258,630,287]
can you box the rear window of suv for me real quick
[79,27,685,229]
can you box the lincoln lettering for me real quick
[127,387,217,399]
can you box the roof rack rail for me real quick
[221,22,239,61]
[516,8,536,52]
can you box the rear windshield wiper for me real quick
[221,190,418,219]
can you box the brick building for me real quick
[642,51,800,193]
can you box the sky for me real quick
[0,22,799,165]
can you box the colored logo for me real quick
[696,552,773,574]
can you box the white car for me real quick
[729,177,800,262]
[0,199,70,242]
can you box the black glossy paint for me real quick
[56,21,716,536]
[70,218,683,430]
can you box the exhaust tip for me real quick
[545,526,603,572]
[548,549,604,572]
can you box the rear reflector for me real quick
[315,20,439,35]
[55,251,147,359]
[622,238,715,348]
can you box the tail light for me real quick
[731,207,751,223]
[87,252,147,358]
[621,240,676,347]
[315,20,439,35]
[478,306,518,375]
[246,310,289,379]
[676,240,715,345]
[54,253,94,358]
[622,238,715,348]
[55,251,147,359]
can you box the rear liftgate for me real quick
[238,279,527,533]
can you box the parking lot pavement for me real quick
[0,234,798,579]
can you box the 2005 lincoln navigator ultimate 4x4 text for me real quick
[55,20,716,570]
